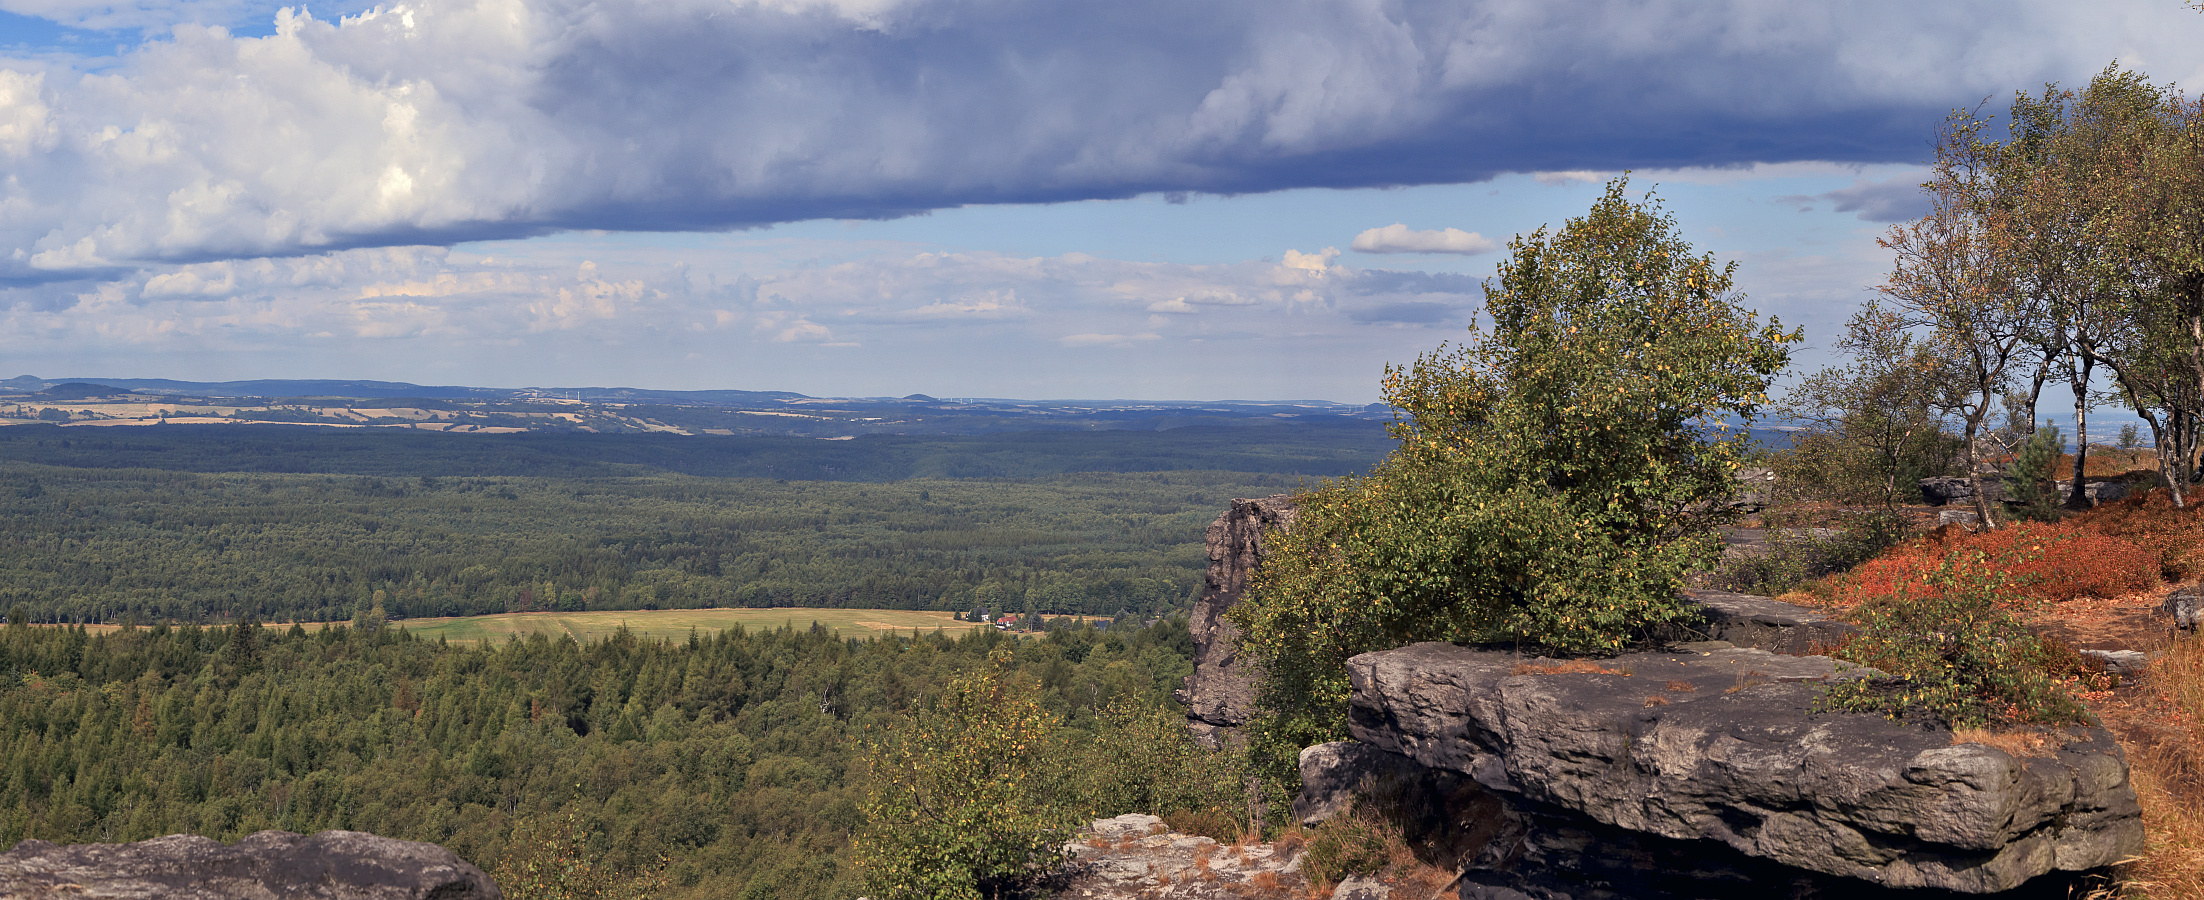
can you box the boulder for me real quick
[1920,475,1974,507]
[1681,588,1854,655]
[1340,642,2143,897]
[0,829,499,899]
[1179,495,1295,748]
[2163,585,2204,631]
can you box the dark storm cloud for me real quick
[0,0,2193,276]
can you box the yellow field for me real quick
[396,607,978,644]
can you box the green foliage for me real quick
[852,649,1078,900]
[489,813,671,900]
[1073,700,1254,839]
[0,464,1295,624]
[1774,306,1960,508]
[1230,178,1797,770]
[1710,508,1918,596]
[1818,550,2090,729]
[2003,423,2066,522]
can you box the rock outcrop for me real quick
[2163,584,2203,631]
[1180,495,1296,749]
[1055,814,1308,899]
[1327,641,2143,898]
[0,829,499,899]
[1679,588,1855,655]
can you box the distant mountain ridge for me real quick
[0,374,1390,438]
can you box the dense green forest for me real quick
[0,615,1199,898]
[0,422,1391,480]
[0,463,1308,625]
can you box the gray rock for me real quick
[1921,476,2005,507]
[1180,495,1295,748]
[2079,649,2151,676]
[1345,642,2143,895]
[2163,585,2204,631]
[1938,509,1983,528]
[1329,873,1391,899]
[1681,588,1855,655]
[0,829,499,900]
[1295,742,1430,827]
[1920,475,1974,506]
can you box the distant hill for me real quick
[0,374,1386,438]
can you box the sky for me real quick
[0,1,2200,402]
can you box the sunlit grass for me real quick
[398,607,980,644]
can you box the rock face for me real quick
[1180,495,1296,749]
[1334,641,2144,898]
[0,829,499,900]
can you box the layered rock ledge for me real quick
[1329,642,2144,897]
[0,829,499,900]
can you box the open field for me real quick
[395,607,980,643]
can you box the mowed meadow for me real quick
[401,607,978,643]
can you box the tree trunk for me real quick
[2068,353,2093,509]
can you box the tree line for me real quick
[0,464,1297,625]
[1795,65,2204,526]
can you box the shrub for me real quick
[1713,508,1916,595]
[1828,521,2159,608]
[1819,549,2091,729]
[488,813,670,900]
[2068,488,2204,579]
[852,649,1079,900]
[1075,699,1254,840]
[2003,424,2066,522]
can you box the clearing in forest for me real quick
[398,607,975,643]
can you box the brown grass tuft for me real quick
[1513,660,1626,676]
[1664,680,1697,693]
[1643,695,1669,707]
[1949,728,2065,758]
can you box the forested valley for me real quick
[0,464,1318,625]
[0,614,1207,898]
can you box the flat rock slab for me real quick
[0,830,498,900]
[1346,643,2143,894]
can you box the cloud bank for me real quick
[0,0,2195,278]
[1351,224,1499,255]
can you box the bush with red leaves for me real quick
[1830,520,2160,607]
[2067,487,2204,579]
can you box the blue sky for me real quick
[0,1,2200,401]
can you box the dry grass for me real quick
[1512,660,1627,676]
[1664,680,1698,693]
[1643,695,1669,707]
[400,607,973,643]
[1949,728,2068,758]
[2110,634,2204,899]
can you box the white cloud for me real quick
[1349,224,1497,256]
[0,0,2198,279]
[1282,247,1339,272]
[1532,170,1607,186]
